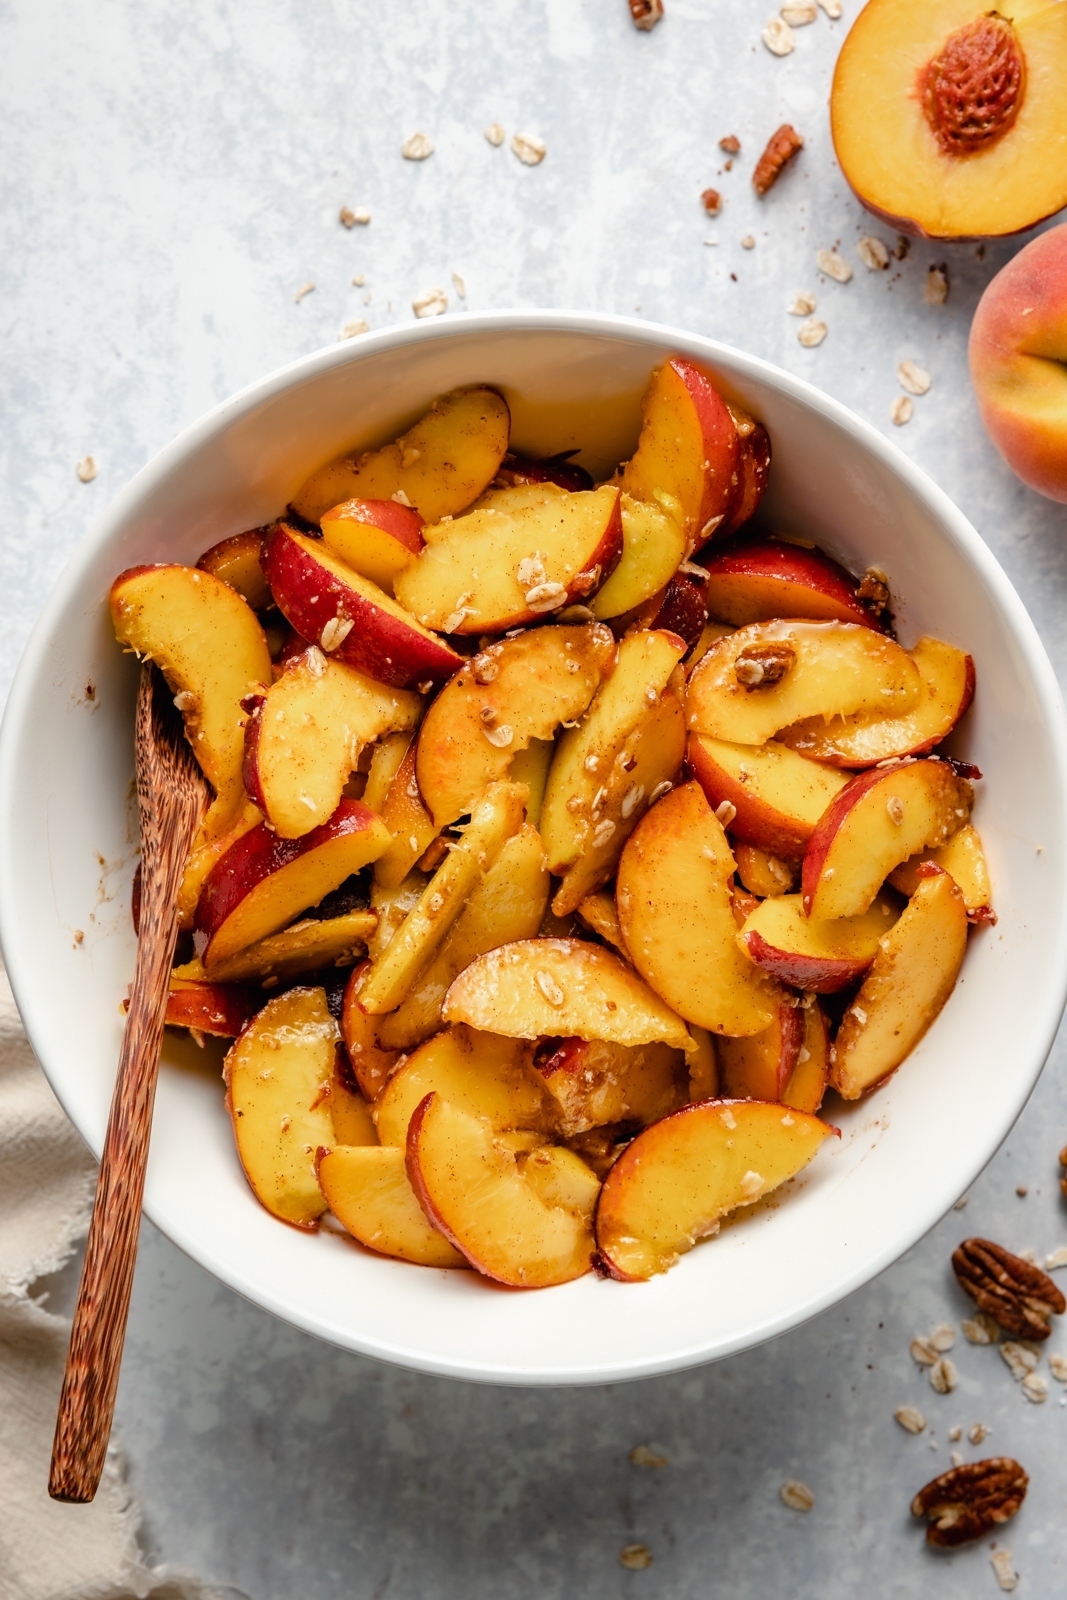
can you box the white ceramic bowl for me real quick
[3,312,1067,1385]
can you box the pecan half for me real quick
[752,124,804,197]
[911,1458,1028,1548]
[734,641,796,690]
[952,1237,1066,1340]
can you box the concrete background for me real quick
[3,1,1067,1595]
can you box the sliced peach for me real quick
[342,960,401,1099]
[643,571,710,651]
[594,1099,833,1281]
[415,623,614,829]
[830,866,968,1099]
[406,1094,597,1287]
[888,821,994,923]
[685,619,736,676]
[262,524,461,689]
[719,411,771,536]
[442,937,694,1052]
[371,740,438,890]
[194,800,391,968]
[733,843,798,899]
[156,978,259,1038]
[195,908,376,984]
[540,629,687,876]
[224,986,339,1228]
[110,564,272,812]
[688,732,849,858]
[291,387,511,524]
[243,649,421,838]
[368,869,428,961]
[739,892,901,993]
[589,494,688,619]
[197,529,272,612]
[318,1146,466,1268]
[615,781,784,1037]
[803,758,973,920]
[363,728,412,814]
[699,535,885,629]
[328,1055,378,1146]
[533,1036,685,1137]
[575,889,630,958]
[781,1000,829,1115]
[177,797,263,930]
[718,1002,803,1102]
[509,738,553,830]
[686,620,922,746]
[620,358,741,542]
[319,497,425,593]
[374,1026,552,1148]
[778,637,975,767]
[357,781,527,1015]
[377,823,549,1051]
[687,1025,720,1102]
[393,485,624,634]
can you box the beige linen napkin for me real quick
[0,966,230,1600]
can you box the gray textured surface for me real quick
[4,1,1067,1595]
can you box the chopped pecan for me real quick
[628,0,663,29]
[734,641,796,690]
[701,187,722,215]
[911,1458,1028,1548]
[719,134,741,155]
[952,1237,1066,1340]
[856,566,890,615]
[752,124,804,197]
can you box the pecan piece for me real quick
[734,641,796,690]
[856,566,890,616]
[628,0,664,30]
[952,1237,1066,1341]
[911,1458,1028,1548]
[753,124,804,197]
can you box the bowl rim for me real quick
[4,308,1067,1384]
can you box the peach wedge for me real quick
[888,821,994,924]
[589,494,688,619]
[318,1146,467,1268]
[718,1002,803,1103]
[687,732,848,859]
[319,497,425,593]
[595,1099,833,1281]
[620,357,741,541]
[373,1026,552,1148]
[739,892,901,994]
[699,535,886,629]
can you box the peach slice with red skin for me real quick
[194,799,391,968]
[189,907,377,984]
[371,739,438,890]
[327,1053,378,1147]
[687,620,921,747]
[698,534,886,629]
[197,530,272,612]
[719,412,771,536]
[589,494,688,620]
[262,523,461,689]
[341,960,401,1100]
[781,1001,830,1115]
[318,1145,467,1268]
[151,978,259,1039]
[778,637,975,767]
[688,732,849,859]
[739,892,901,993]
[532,1036,686,1137]
[718,1001,803,1103]
[802,758,973,920]
[373,1026,553,1148]
[643,571,710,650]
[620,358,741,542]
[888,821,994,924]
[733,843,798,898]
[319,497,426,593]
[594,1098,834,1281]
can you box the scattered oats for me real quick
[951,1450,964,1466]
[484,123,505,147]
[857,235,890,270]
[621,784,645,819]
[949,1425,962,1442]
[76,456,97,482]
[762,16,796,54]
[990,1549,1017,1593]
[929,1323,956,1353]
[925,265,949,306]
[788,290,817,315]
[630,1444,669,1468]
[172,690,196,712]
[963,1313,999,1345]
[319,615,353,652]
[1015,1186,1029,1199]
[780,1480,814,1512]
[593,819,617,848]
[619,1544,652,1571]
[452,272,466,298]
[511,132,546,166]
[442,609,472,633]
[1045,1246,1067,1269]
[894,1404,927,1434]
[341,320,369,340]
[781,0,817,21]
[535,969,566,1007]
[897,360,931,396]
[954,1193,969,1210]
[525,581,568,612]
[650,780,673,804]
[741,234,756,249]
[714,800,737,828]
[886,795,905,825]
[929,1357,958,1394]
[413,288,448,319]
[740,1170,764,1198]
[891,396,914,427]
[1022,1371,1048,1403]
[402,132,434,161]
[1048,1352,1067,1382]
[817,0,842,14]
[968,1421,990,1444]
[392,489,414,507]
[798,317,827,348]
[517,555,548,588]
[910,1338,938,1372]
[1000,1341,1040,1381]
[850,1005,868,1026]
[294,281,315,303]
[817,248,853,283]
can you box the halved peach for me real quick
[110,564,272,813]
[393,485,624,634]
[594,1099,833,1281]
[781,1000,830,1115]
[699,535,885,629]
[194,799,391,968]
[194,907,377,984]
[688,732,849,859]
[686,620,922,747]
[739,892,901,993]
[262,524,461,689]
[374,1026,552,1147]
[718,1002,803,1102]
[616,781,784,1037]
[620,358,741,542]
[415,623,614,829]
[224,986,339,1228]
[802,758,973,920]
[319,1145,466,1267]
[733,843,798,899]
[442,937,694,1051]
[371,739,438,890]
[778,637,975,767]
[589,494,688,619]
[377,823,549,1051]
[830,865,968,1098]
[197,529,272,612]
[291,387,511,524]
[406,1094,598,1287]
[341,960,401,1099]
[319,497,425,593]
[533,1036,685,1137]
[888,821,994,923]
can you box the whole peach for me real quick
[969,224,1067,505]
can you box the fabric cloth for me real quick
[0,966,232,1600]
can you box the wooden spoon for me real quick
[49,664,207,1502]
